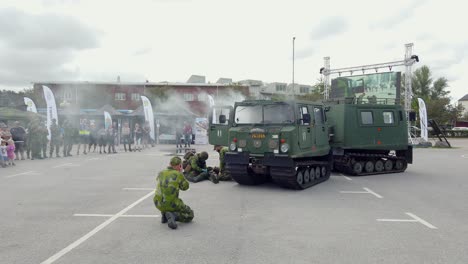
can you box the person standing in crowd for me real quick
[122,122,132,152]
[184,151,218,183]
[62,119,74,157]
[6,139,16,166]
[0,140,7,167]
[134,123,142,152]
[183,121,192,148]
[154,156,194,230]
[175,124,183,150]
[77,119,89,155]
[142,121,150,149]
[39,121,49,159]
[107,123,117,154]
[97,125,107,154]
[88,122,98,153]
[213,145,232,181]
[10,121,26,160]
[49,118,61,158]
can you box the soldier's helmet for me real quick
[199,151,209,161]
[170,156,182,166]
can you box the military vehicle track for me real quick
[229,164,268,185]
[270,161,331,190]
[334,153,408,176]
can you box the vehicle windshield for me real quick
[234,104,295,124]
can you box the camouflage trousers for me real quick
[184,171,210,183]
[218,170,232,181]
[154,201,194,223]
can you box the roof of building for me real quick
[186,75,206,83]
[459,94,468,101]
[34,81,242,88]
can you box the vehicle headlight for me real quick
[280,143,289,153]
[229,142,237,151]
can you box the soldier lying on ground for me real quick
[183,151,219,184]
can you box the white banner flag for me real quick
[104,111,112,129]
[208,94,216,123]
[418,98,428,141]
[24,97,37,113]
[43,85,58,140]
[140,96,155,141]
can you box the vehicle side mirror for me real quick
[302,113,311,124]
[219,115,227,124]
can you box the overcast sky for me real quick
[0,0,467,101]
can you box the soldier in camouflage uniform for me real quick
[39,121,49,159]
[62,120,74,157]
[28,118,42,160]
[154,156,194,230]
[213,145,232,181]
[49,118,61,158]
[184,151,219,184]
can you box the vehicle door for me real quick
[208,106,232,146]
[298,105,313,150]
[313,106,329,152]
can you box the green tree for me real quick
[405,65,460,125]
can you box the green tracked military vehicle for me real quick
[208,98,413,190]
[325,98,412,176]
[209,100,332,190]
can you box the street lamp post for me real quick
[292,37,296,95]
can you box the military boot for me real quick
[161,212,167,223]
[165,212,178,229]
[209,172,219,184]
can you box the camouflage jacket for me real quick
[189,154,207,174]
[219,147,228,172]
[153,167,189,212]
[50,123,60,139]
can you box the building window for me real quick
[131,93,140,101]
[115,93,126,101]
[383,111,394,124]
[276,84,286,92]
[183,93,194,101]
[63,88,73,101]
[198,93,206,102]
[300,86,309,93]
[361,111,374,125]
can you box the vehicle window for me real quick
[299,106,309,125]
[314,107,324,125]
[361,111,373,125]
[383,111,394,124]
[234,105,262,124]
[211,107,231,125]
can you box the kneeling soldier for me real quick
[154,156,194,229]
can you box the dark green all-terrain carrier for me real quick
[208,98,412,190]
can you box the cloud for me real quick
[373,0,428,29]
[295,47,315,60]
[310,17,348,40]
[0,8,100,88]
[0,8,99,50]
[133,47,153,56]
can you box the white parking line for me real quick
[74,214,159,218]
[344,176,352,181]
[123,188,155,191]
[340,187,383,198]
[40,191,154,264]
[4,171,35,179]
[377,212,437,229]
[363,187,383,198]
[461,154,468,159]
[52,163,80,168]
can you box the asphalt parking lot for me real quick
[1,139,468,264]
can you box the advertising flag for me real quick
[42,85,58,140]
[208,94,216,123]
[140,96,155,141]
[418,98,428,141]
[104,111,112,129]
[24,97,37,113]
